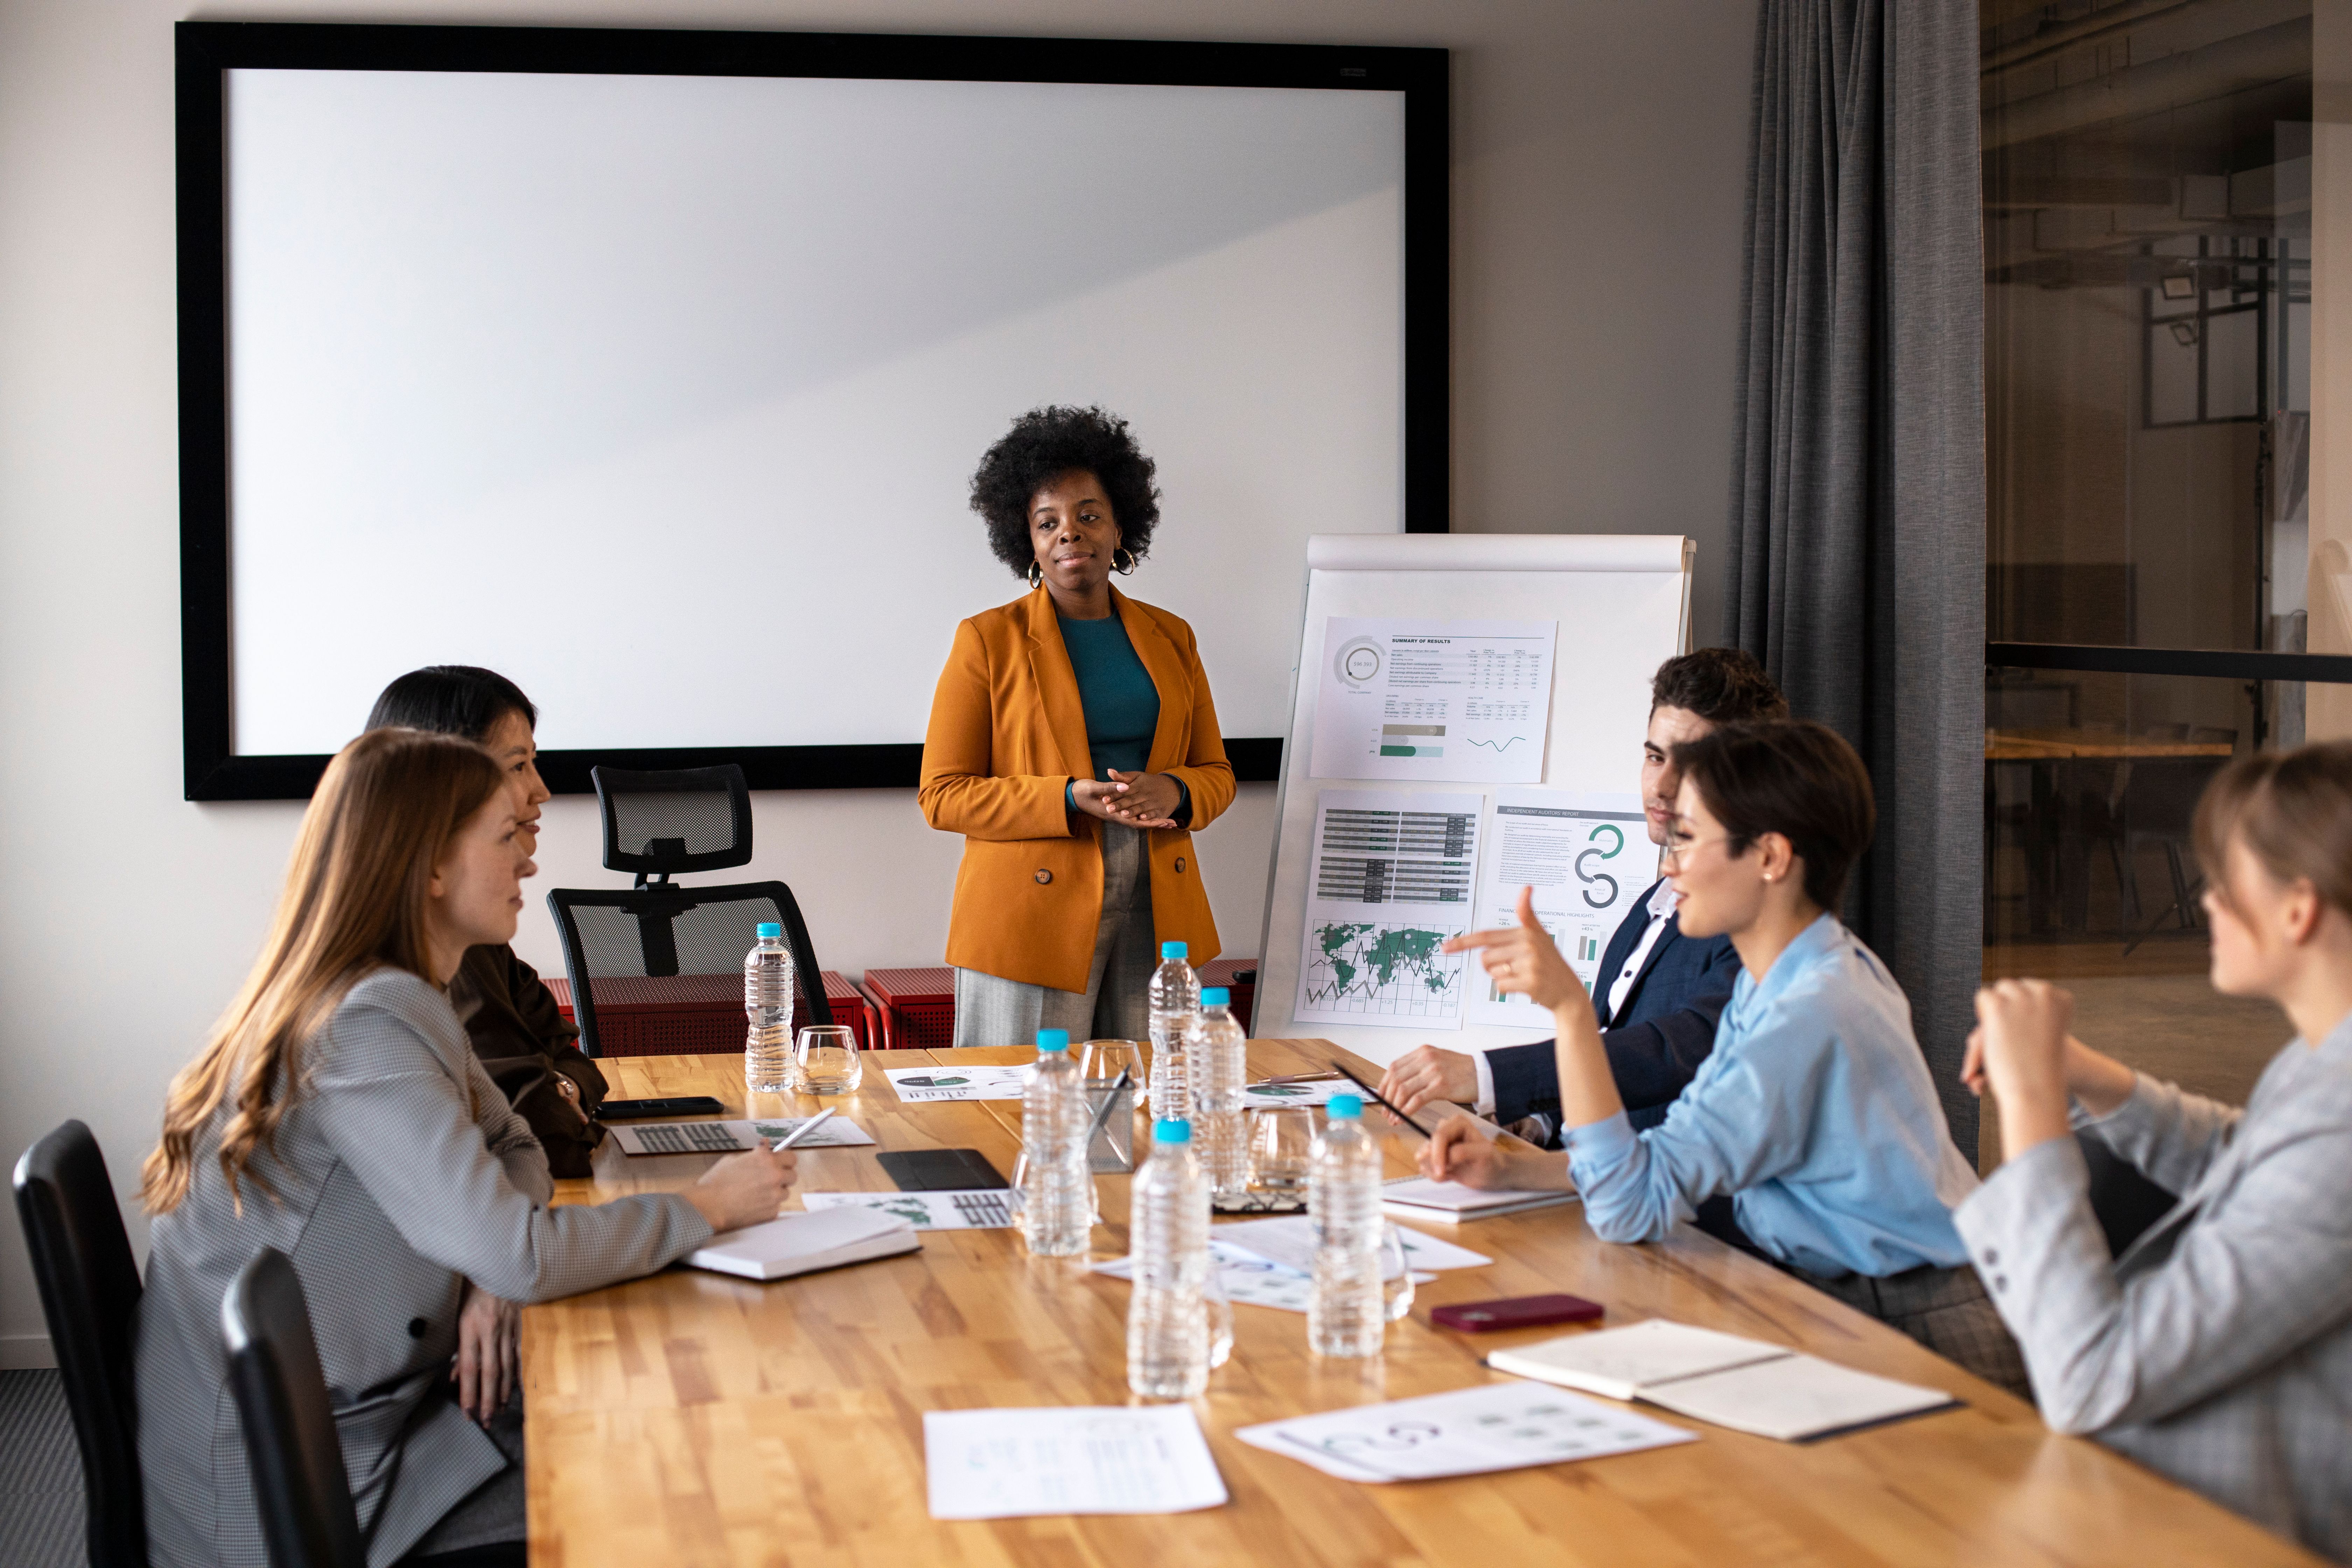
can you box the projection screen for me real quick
[176,25,1447,798]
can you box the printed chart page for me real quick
[1293,791,1479,1032]
[1463,790,1650,1029]
[924,1406,1228,1518]
[1310,617,1558,784]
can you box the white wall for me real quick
[0,0,1757,1363]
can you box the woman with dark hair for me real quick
[920,405,1236,1045]
[136,728,793,1568]
[367,665,608,1178]
[1423,720,2027,1395]
[1964,743,2352,1561]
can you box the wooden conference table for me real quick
[523,1042,2316,1567]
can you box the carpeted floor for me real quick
[0,1368,84,1568]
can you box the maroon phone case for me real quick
[1430,1293,1605,1332]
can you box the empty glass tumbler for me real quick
[794,1024,861,1095]
[1247,1106,1316,1195]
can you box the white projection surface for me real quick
[224,69,1407,755]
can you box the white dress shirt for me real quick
[1472,882,1679,1114]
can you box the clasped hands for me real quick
[1965,978,2136,1157]
[1069,768,1183,830]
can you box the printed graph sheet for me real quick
[1293,790,1479,1031]
[1234,1381,1695,1483]
[1463,790,1650,1028]
[1309,617,1559,784]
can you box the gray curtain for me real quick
[1726,0,1986,1150]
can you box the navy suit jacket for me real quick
[1485,878,1742,1137]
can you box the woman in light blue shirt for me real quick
[1425,720,2026,1395]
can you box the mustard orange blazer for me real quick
[919,586,1237,993]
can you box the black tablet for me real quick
[876,1148,1009,1191]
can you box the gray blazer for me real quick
[1955,1017,2352,1563]
[134,968,714,1568]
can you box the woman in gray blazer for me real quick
[135,728,796,1568]
[1963,741,2352,1564]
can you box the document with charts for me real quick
[1310,618,1558,783]
[1293,790,1479,1031]
[1462,790,1651,1028]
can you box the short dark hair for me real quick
[365,666,537,744]
[1651,648,1789,724]
[969,405,1161,579]
[1672,719,1874,913]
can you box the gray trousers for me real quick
[954,821,1156,1048]
[1788,1259,2033,1400]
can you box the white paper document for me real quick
[1235,1381,1694,1483]
[1092,1240,1432,1315]
[1293,790,1480,1031]
[608,1117,876,1156]
[923,1405,1228,1519]
[1212,1215,1492,1275]
[1239,1078,1356,1109]
[884,1064,1031,1102]
[1310,617,1559,783]
[1380,1176,1579,1223]
[800,1189,1016,1230]
[1463,789,1651,1028]
[685,1208,918,1281]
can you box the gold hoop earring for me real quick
[1113,547,1136,575]
[1027,562,1043,589]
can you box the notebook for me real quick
[1486,1318,1958,1441]
[684,1206,919,1281]
[1380,1176,1579,1223]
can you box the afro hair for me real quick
[969,405,1161,578]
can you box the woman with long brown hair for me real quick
[1965,742,2352,1562]
[135,728,794,1568]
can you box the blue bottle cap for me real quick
[1326,1094,1364,1120]
[1153,1118,1193,1144]
[755,922,783,939]
[1161,941,1188,960]
[1200,987,1230,1007]
[1035,1028,1071,1053]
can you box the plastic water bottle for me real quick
[1021,1030,1093,1257]
[743,922,793,1094]
[1127,1118,1212,1398]
[1146,941,1199,1124]
[1308,1095,1386,1357]
[1185,988,1249,1198]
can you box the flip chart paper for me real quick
[1462,789,1650,1027]
[1293,790,1479,1031]
[1309,617,1559,783]
[924,1405,1228,1518]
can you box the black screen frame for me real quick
[176,21,1450,800]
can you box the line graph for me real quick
[1465,736,1530,752]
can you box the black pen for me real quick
[1329,1062,1437,1139]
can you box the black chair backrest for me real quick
[592,764,753,879]
[12,1120,146,1568]
[545,880,832,1057]
[222,1248,366,1568]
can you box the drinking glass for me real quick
[1082,1040,1145,1172]
[1377,1223,1417,1324]
[1247,1107,1316,1194]
[794,1025,861,1095]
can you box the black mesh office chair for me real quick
[549,763,832,1056]
[12,1120,147,1568]
[221,1248,366,1568]
[593,764,754,881]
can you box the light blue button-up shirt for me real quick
[1562,913,1979,1278]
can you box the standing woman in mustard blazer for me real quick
[922,406,1236,1046]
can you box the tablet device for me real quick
[877,1148,1009,1191]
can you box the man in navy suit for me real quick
[1380,648,1788,1143]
